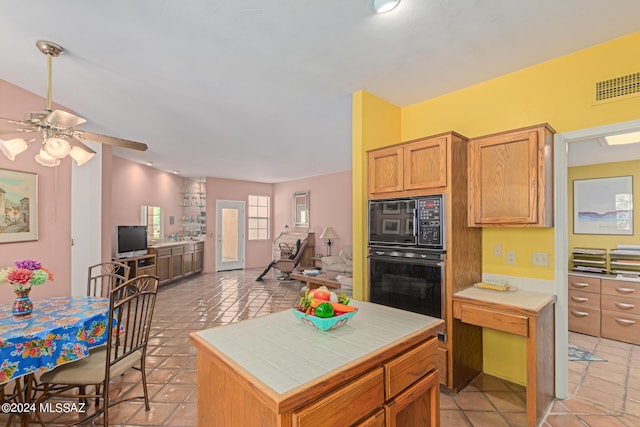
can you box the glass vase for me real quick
[13,288,33,316]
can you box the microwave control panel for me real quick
[417,196,444,248]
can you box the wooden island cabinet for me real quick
[148,241,204,285]
[190,301,444,427]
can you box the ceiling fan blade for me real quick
[0,116,29,126]
[76,130,148,151]
[45,109,86,128]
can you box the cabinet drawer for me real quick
[601,310,640,345]
[568,289,600,310]
[568,275,601,294]
[155,248,172,257]
[601,294,640,315]
[384,337,438,400]
[458,303,528,337]
[568,305,600,337]
[292,368,384,427]
[602,279,640,298]
[171,246,184,255]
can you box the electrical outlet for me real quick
[533,252,549,267]
[506,251,516,265]
[494,244,503,258]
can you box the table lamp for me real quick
[319,226,339,256]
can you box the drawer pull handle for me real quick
[571,282,589,288]
[614,302,636,310]
[615,287,636,294]
[571,296,588,303]
[570,310,588,317]
[615,318,636,326]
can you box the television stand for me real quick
[114,254,157,278]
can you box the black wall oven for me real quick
[368,247,446,336]
[368,195,447,340]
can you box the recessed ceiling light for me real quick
[368,0,401,14]
[603,131,640,146]
[145,161,153,166]
[172,170,180,175]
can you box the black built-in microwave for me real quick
[368,195,445,250]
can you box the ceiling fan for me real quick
[0,40,148,167]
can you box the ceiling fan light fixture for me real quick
[44,137,71,158]
[0,138,29,160]
[69,144,96,166]
[35,148,61,167]
[368,0,401,13]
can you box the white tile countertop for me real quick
[193,300,443,396]
[453,286,556,312]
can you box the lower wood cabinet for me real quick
[192,333,441,427]
[148,242,204,285]
[384,370,439,427]
[114,254,157,278]
[568,273,640,345]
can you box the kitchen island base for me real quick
[190,301,444,427]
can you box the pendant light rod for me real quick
[35,40,63,112]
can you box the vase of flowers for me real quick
[1,259,53,316]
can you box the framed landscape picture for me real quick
[0,169,38,243]
[573,176,633,235]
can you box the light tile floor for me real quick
[2,268,640,426]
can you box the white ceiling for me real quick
[1,1,639,182]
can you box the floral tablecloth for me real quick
[0,296,110,384]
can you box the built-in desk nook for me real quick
[452,287,556,427]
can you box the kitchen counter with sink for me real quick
[190,300,444,426]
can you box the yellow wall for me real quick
[569,159,640,253]
[353,32,640,383]
[351,90,401,300]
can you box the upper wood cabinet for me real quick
[368,135,449,198]
[368,146,404,195]
[467,124,554,227]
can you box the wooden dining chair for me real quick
[87,261,131,297]
[34,275,160,427]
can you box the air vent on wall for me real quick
[596,72,640,101]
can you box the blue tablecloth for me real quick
[0,296,110,384]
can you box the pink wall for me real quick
[0,80,72,303]
[273,171,352,257]
[205,177,274,270]
[110,156,183,247]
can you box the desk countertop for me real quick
[453,286,556,313]
[191,301,443,396]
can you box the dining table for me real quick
[0,295,111,426]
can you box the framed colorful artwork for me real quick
[0,168,38,243]
[573,176,633,235]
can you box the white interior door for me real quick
[215,200,245,271]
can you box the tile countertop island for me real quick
[189,300,445,427]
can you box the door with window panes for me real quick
[215,200,245,271]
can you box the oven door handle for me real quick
[369,253,443,267]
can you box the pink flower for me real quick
[8,269,32,285]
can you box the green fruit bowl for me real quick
[290,307,358,331]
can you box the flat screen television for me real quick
[113,225,148,259]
